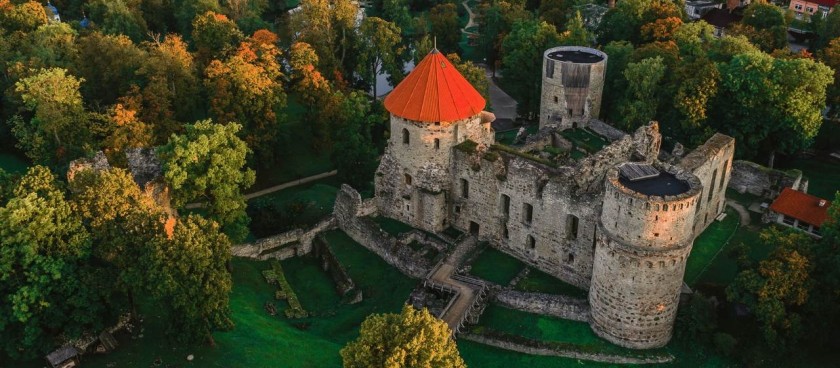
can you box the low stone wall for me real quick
[461,333,673,365]
[313,236,356,296]
[728,160,803,198]
[334,185,431,278]
[495,290,590,322]
[232,217,337,260]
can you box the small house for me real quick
[45,346,80,368]
[789,0,839,22]
[768,187,832,238]
[686,0,722,20]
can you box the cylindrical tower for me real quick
[540,46,607,130]
[589,163,702,349]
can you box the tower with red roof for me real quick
[375,49,495,232]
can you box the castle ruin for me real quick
[374,46,735,349]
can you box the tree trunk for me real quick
[128,289,138,322]
[768,150,776,169]
[372,63,378,99]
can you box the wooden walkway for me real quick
[424,237,488,334]
[185,170,338,209]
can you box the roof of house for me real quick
[46,346,79,366]
[798,0,840,8]
[701,8,743,28]
[384,50,485,123]
[770,187,832,227]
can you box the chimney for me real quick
[819,200,827,207]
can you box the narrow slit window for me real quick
[523,203,533,224]
[402,128,410,144]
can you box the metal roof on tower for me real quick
[383,50,485,123]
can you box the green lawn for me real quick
[495,124,539,146]
[684,208,740,285]
[0,152,29,174]
[775,156,840,200]
[372,216,414,237]
[560,128,609,154]
[469,247,526,285]
[514,268,588,298]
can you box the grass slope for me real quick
[684,208,740,285]
[0,152,29,174]
[515,268,588,298]
[775,156,840,200]
[469,247,526,285]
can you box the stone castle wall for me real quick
[679,133,736,237]
[727,160,804,198]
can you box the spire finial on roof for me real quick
[433,36,438,54]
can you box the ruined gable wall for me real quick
[574,123,661,194]
[449,150,600,288]
[678,134,735,237]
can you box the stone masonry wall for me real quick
[540,46,608,130]
[495,290,590,322]
[727,160,803,198]
[679,133,736,238]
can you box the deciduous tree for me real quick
[429,3,460,54]
[356,17,403,98]
[341,305,466,368]
[618,56,665,130]
[501,19,560,119]
[158,120,255,242]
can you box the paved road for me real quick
[726,200,751,227]
[185,170,338,209]
[485,68,518,121]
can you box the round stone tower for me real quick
[375,49,495,233]
[589,163,702,349]
[539,46,607,130]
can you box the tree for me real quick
[102,101,154,160]
[289,41,335,150]
[382,0,412,33]
[818,38,840,114]
[1,0,48,33]
[145,214,233,345]
[477,0,529,75]
[290,0,359,77]
[601,40,634,123]
[136,34,202,140]
[501,19,561,119]
[813,6,840,50]
[447,53,489,101]
[618,56,666,130]
[68,167,163,318]
[204,31,286,159]
[429,3,460,54]
[728,2,788,53]
[11,68,91,165]
[18,22,78,71]
[356,17,404,98]
[538,0,568,32]
[176,0,222,35]
[192,11,244,61]
[672,57,719,144]
[158,120,255,242]
[340,305,466,368]
[85,0,149,42]
[726,227,814,348]
[75,32,145,106]
[0,166,104,359]
[559,11,591,46]
[331,91,381,191]
[710,51,832,162]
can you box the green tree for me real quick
[559,11,591,46]
[618,56,665,130]
[356,17,404,98]
[290,0,359,77]
[331,91,381,191]
[85,0,149,42]
[176,0,222,35]
[501,19,560,119]
[538,0,568,32]
[429,3,460,54]
[726,227,814,348]
[75,32,144,106]
[158,120,255,242]
[728,2,788,53]
[601,40,634,124]
[146,214,234,345]
[711,51,832,162]
[477,0,529,76]
[0,166,103,359]
[341,305,466,368]
[382,0,412,33]
[19,22,78,71]
[192,11,244,61]
[11,68,91,165]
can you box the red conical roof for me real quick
[384,50,485,123]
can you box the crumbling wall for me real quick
[313,236,356,296]
[574,123,661,195]
[231,216,337,260]
[495,290,590,322]
[679,133,736,237]
[727,160,803,198]
[335,185,431,278]
[587,119,627,142]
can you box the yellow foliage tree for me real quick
[341,305,466,368]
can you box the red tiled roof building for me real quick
[769,187,832,237]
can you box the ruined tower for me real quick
[375,50,495,233]
[540,46,607,130]
[588,163,702,349]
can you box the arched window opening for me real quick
[402,128,410,144]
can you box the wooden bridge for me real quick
[423,237,489,335]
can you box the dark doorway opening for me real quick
[469,221,480,235]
